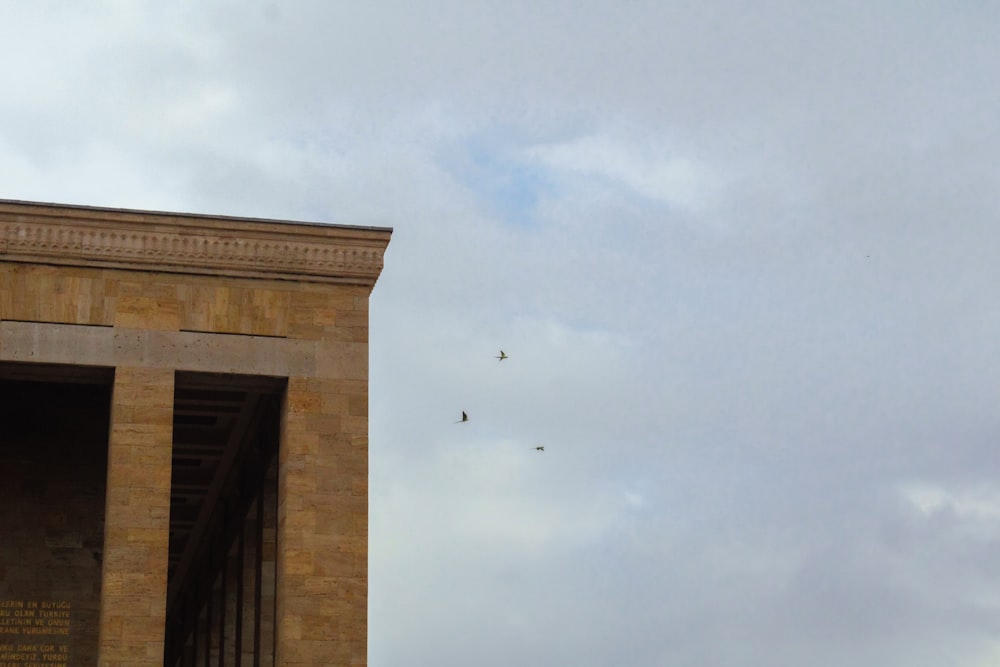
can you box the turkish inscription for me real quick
[0,601,70,666]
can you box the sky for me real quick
[3,1,1000,664]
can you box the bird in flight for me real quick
[534,446,544,452]
[495,350,508,361]
[455,411,469,423]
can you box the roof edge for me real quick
[0,199,392,286]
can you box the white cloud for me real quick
[527,133,722,212]
[899,481,1000,535]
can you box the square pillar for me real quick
[276,377,368,666]
[98,367,174,666]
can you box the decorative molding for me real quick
[0,200,392,286]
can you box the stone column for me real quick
[275,377,368,666]
[98,367,174,666]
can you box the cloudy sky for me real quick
[4,2,1000,664]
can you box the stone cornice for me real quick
[0,199,392,286]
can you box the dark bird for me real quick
[534,446,544,452]
[455,411,469,423]
[496,350,508,361]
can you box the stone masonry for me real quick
[0,199,391,666]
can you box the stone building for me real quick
[0,199,391,666]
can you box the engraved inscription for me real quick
[0,601,71,666]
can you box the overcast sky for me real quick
[4,2,1000,665]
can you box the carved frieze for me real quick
[0,200,391,286]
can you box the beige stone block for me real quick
[280,508,318,534]
[301,577,367,603]
[128,527,169,546]
[315,342,368,381]
[103,546,150,573]
[321,577,367,608]
[325,379,368,398]
[304,412,343,434]
[286,321,324,340]
[319,391,350,414]
[103,487,131,509]
[315,511,367,537]
[112,279,141,297]
[128,487,173,511]
[131,446,171,468]
[114,295,180,330]
[348,393,367,416]
[291,289,355,313]
[313,548,365,579]
[106,424,157,448]
[344,415,368,435]
[282,466,320,495]
[100,573,124,597]
[278,638,342,665]
[282,549,316,576]
[121,612,167,641]
[286,388,322,414]
[316,474,368,497]
[335,309,368,329]
[281,612,303,641]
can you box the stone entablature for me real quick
[0,199,390,286]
